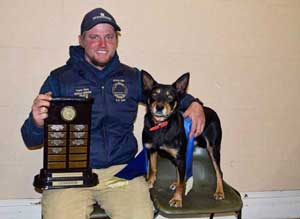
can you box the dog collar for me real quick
[149,121,168,132]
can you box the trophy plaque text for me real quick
[33,97,98,189]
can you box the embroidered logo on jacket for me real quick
[112,79,128,102]
[73,88,92,98]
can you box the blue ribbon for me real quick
[184,117,194,181]
[114,147,148,180]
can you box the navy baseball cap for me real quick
[80,8,121,34]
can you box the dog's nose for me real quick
[156,103,164,111]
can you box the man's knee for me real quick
[42,188,94,219]
[98,176,154,219]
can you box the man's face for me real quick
[79,23,118,69]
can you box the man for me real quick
[21,8,205,219]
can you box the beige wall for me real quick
[0,0,299,199]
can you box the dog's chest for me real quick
[144,126,185,157]
[145,141,180,158]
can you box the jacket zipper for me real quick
[101,84,109,162]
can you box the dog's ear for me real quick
[173,72,190,95]
[141,70,157,92]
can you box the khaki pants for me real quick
[42,165,153,219]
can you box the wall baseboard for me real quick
[0,190,299,219]
[239,190,300,219]
[0,199,41,219]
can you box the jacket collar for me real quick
[67,45,121,83]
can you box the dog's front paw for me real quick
[169,197,182,208]
[169,192,183,208]
[214,191,225,200]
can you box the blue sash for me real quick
[114,147,148,180]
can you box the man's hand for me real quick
[183,101,205,138]
[32,92,52,128]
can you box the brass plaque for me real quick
[48,139,66,146]
[69,147,87,154]
[69,161,87,168]
[70,124,88,131]
[70,139,88,146]
[48,132,67,139]
[48,147,66,154]
[70,132,88,139]
[69,154,87,161]
[48,124,66,131]
[48,162,66,169]
[48,155,67,162]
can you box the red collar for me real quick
[149,121,168,132]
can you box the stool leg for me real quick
[153,209,159,219]
[210,213,214,219]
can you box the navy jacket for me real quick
[21,46,196,169]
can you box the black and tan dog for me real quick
[142,70,224,208]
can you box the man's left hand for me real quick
[183,102,205,138]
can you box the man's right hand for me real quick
[32,92,52,128]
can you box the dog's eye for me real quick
[152,92,158,99]
[167,95,174,101]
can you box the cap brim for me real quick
[83,21,121,33]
